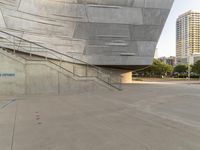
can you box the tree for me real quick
[173,65,187,73]
[151,59,173,76]
[138,59,173,77]
[192,60,200,75]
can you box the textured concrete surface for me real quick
[1,81,200,150]
[0,0,174,66]
[0,49,112,95]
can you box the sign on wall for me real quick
[0,73,15,77]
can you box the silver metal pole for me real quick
[187,48,191,80]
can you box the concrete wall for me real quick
[0,0,174,66]
[0,51,109,95]
[0,52,25,95]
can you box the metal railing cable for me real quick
[0,30,122,90]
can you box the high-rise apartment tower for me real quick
[176,10,200,58]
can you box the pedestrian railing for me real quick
[0,30,122,90]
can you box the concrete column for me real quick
[103,68,133,84]
[121,71,133,83]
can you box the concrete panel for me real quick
[74,23,130,40]
[85,40,138,55]
[18,0,88,22]
[26,63,59,94]
[0,50,111,95]
[0,10,6,27]
[87,7,143,25]
[78,0,145,7]
[143,8,170,25]
[0,0,20,9]
[137,41,157,57]
[133,0,145,7]
[145,0,174,9]
[21,34,85,54]
[130,25,162,41]
[2,8,76,37]
[85,55,153,66]
[59,73,107,94]
[78,0,134,6]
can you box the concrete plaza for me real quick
[1,81,200,150]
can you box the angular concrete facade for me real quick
[0,0,174,67]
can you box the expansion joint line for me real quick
[11,101,18,150]
[1,99,16,109]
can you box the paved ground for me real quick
[1,81,200,150]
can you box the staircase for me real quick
[0,30,122,91]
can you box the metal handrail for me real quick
[0,30,122,90]
[0,30,106,73]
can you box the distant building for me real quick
[159,56,176,66]
[176,10,200,64]
[154,48,159,59]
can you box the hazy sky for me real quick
[157,0,200,57]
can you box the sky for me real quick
[156,0,200,57]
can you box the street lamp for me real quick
[187,46,191,80]
[188,56,191,80]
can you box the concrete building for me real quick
[159,56,176,66]
[176,10,200,64]
[154,48,159,59]
[0,0,174,94]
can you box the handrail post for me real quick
[29,43,32,57]
[45,51,47,60]
[97,69,100,79]
[119,77,122,90]
[108,75,111,85]
[59,56,62,71]
[13,37,16,54]
[73,56,75,76]
[85,64,88,77]
[109,71,112,85]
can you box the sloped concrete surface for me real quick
[1,81,200,150]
